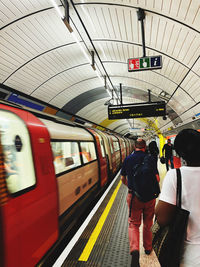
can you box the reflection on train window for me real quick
[80,142,97,164]
[51,141,81,174]
[100,139,105,158]
[109,140,113,154]
[0,110,36,194]
[122,140,126,148]
[113,140,120,152]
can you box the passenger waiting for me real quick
[162,139,174,171]
[4,146,18,177]
[155,129,200,266]
[121,139,159,267]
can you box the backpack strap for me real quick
[176,168,182,208]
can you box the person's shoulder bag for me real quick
[160,156,166,164]
[152,168,189,267]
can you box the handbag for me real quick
[152,168,190,267]
[160,156,166,164]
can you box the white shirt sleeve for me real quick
[159,169,177,205]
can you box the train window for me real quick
[123,140,126,148]
[51,141,81,174]
[100,139,105,158]
[0,110,36,195]
[113,141,120,152]
[109,139,113,153]
[80,142,97,164]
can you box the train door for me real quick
[107,135,117,174]
[0,106,58,267]
[111,135,121,170]
[125,138,130,155]
[119,137,126,163]
[97,131,113,177]
[87,129,108,187]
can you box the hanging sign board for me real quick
[108,101,166,120]
[128,55,162,72]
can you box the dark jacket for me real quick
[162,143,174,158]
[121,151,158,189]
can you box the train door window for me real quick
[99,138,105,158]
[123,140,126,149]
[109,139,113,154]
[0,110,36,195]
[113,141,120,152]
[80,142,97,164]
[51,141,81,174]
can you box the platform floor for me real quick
[58,161,170,267]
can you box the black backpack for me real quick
[131,154,160,202]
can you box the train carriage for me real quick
[0,102,133,267]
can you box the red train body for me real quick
[0,103,134,267]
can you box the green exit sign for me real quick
[128,55,162,72]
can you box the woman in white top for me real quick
[155,129,200,267]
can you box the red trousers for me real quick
[127,193,156,253]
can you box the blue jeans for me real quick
[166,156,174,171]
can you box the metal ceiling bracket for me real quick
[62,0,73,33]
[91,51,96,70]
[104,76,107,89]
[120,83,123,105]
[137,8,146,57]
[148,89,151,102]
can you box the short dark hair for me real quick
[148,141,158,154]
[135,138,146,149]
[174,129,200,163]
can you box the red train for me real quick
[0,101,134,267]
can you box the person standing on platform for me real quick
[148,141,160,182]
[148,141,159,161]
[121,138,158,267]
[162,139,174,171]
[155,129,200,266]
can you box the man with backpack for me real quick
[121,138,160,267]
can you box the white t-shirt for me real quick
[159,167,200,266]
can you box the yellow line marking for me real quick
[78,180,122,261]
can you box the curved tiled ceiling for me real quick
[0,0,199,137]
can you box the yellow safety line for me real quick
[78,180,122,261]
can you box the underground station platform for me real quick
[53,173,161,267]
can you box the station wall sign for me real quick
[128,55,162,72]
[108,101,166,120]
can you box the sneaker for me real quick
[145,249,152,255]
[131,250,140,267]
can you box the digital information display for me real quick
[128,55,162,72]
[108,102,166,120]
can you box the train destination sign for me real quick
[108,101,166,120]
[128,55,162,72]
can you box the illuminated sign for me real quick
[108,101,166,119]
[128,55,162,72]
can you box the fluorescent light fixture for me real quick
[50,0,105,89]
[49,0,64,19]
